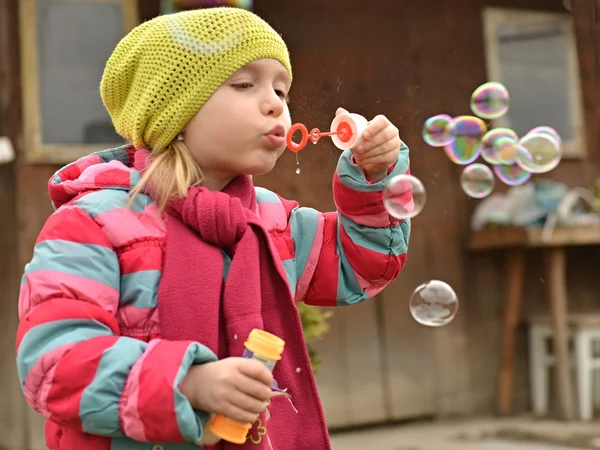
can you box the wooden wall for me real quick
[0,0,598,446]
[0,0,27,448]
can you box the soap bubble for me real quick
[382,174,426,220]
[493,163,532,186]
[444,115,487,165]
[494,136,519,165]
[480,128,519,165]
[516,132,561,174]
[409,280,459,327]
[527,126,562,147]
[422,114,454,147]
[470,81,510,119]
[460,163,495,199]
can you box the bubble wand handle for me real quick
[208,330,285,445]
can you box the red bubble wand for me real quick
[286,112,368,153]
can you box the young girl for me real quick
[16,7,410,450]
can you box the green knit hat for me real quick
[100,7,292,152]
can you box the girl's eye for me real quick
[232,83,253,90]
[275,89,290,102]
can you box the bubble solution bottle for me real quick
[208,329,285,444]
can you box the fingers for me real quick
[362,115,390,141]
[234,372,273,402]
[356,145,399,167]
[237,358,274,387]
[358,126,399,154]
[221,402,262,424]
[229,388,269,415]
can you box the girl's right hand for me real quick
[180,357,274,424]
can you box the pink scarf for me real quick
[133,151,331,449]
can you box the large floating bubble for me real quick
[516,132,561,174]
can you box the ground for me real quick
[329,416,600,450]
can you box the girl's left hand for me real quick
[337,107,402,182]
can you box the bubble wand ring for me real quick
[286,123,309,153]
[286,113,364,153]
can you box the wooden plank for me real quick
[341,301,388,426]
[312,310,350,429]
[543,248,575,420]
[497,249,526,416]
[469,226,600,251]
[0,0,29,448]
[572,0,600,185]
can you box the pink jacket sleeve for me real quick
[16,203,217,443]
[290,144,410,306]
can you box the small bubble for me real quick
[382,175,427,220]
[445,116,487,165]
[296,367,301,373]
[460,163,494,199]
[233,334,238,340]
[409,280,459,327]
[422,114,454,147]
[296,167,301,175]
[493,163,531,186]
[470,81,510,120]
[480,128,519,164]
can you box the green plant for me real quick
[296,302,333,374]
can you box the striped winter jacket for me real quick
[16,144,410,450]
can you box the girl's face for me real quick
[182,58,292,191]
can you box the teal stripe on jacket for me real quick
[173,342,217,443]
[120,270,161,309]
[23,239,119,290]
[75,189,151,218]
[339,215,410,256]
[288,206,320,283]
[17,319,115,385]
[336,144,410,192]
[80,337,147,436]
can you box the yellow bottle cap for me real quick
[245,329,285,361]
[208,414,251,445]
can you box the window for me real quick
[482,7,585,158]
[20,0,138,163]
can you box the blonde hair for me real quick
[128,140,203,211]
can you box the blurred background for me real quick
[0,0,599,449]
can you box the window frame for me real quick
[482,6,585,159]
[19,0,139,164]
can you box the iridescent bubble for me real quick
[422,114,454,147]
[516,133,561,174]
[480,128,519,164]
[493,164,532,186]
[409,280,459,327]
[470,81,510,120]
[382,174,427,220]
[444,115,487,165]
[460,163,495,199]
[494,136,519,165]
[527,126,562,148]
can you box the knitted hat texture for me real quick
[100,7,292,152]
